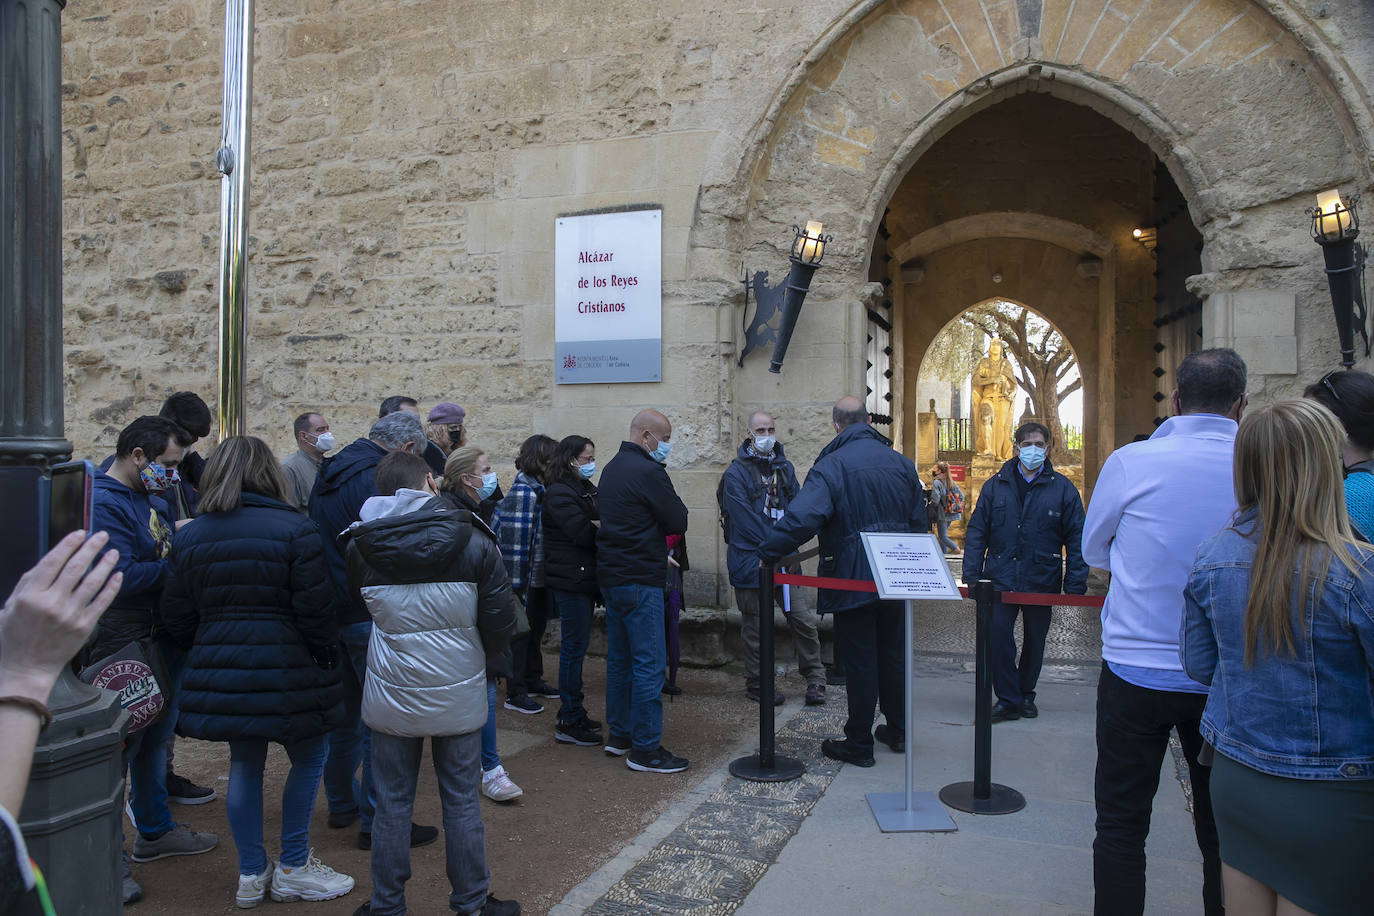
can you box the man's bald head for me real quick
[630,409,671,439]
[832,396,868,430]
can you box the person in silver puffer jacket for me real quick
[343,451,521,916]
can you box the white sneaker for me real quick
[481,765,523,802]
[269,849,354,902]
[236,861,272,909]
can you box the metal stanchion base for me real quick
[938,781,1026,815]
[865,791,958,833]
[729,753,805,782]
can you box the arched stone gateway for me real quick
[704,0,1373,498]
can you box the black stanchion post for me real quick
[730,562,804,782]
[973,577,993,799]
[939,579,1025,814]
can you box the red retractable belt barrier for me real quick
[772,572,1106,608]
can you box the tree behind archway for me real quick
[963,302,1080,465]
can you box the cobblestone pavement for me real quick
[580,698,849,915]
[911,598,1103,663]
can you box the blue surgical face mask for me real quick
[1018,444,1046,471]
[649,436,671,464]
[577,461,596,479]
[476,471,498,500]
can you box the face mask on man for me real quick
[578,461,596,479]
[312,431,335,453]
[140,461,178,494]
[649,436,671,464]
[753,435,776,454]
[475,471,499,500]
[1018,444,1046,471]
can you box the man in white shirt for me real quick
[1081,348,1247,916]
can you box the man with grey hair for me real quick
[721,410,825,706]
[311,410,438,851]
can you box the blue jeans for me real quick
[370,730,488,916]
[991,601,1051,707]
[323,620,374,831]
[226,736,327,875]
[553,590,594,723]
[126,641,184,838]
[935,516,959,553]
[603,584,666,751]
[480,678,500,772]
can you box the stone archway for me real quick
[696,0,1373,449]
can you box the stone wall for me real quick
[56,0,1374,606]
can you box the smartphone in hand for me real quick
[48,460,94,550]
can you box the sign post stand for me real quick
[859,533,959,833]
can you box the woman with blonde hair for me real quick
[1182,399,1374,916]
[437,445,524,802]
[160,436,353,907]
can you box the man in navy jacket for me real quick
[309,411,435,849]
[962,421,1087,723]
[721,410,824,706]
[759,397,927,767]
[596,409,690,774]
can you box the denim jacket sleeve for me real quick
[1179,569,1218,686]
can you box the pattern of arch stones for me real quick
[722,0,1368,267]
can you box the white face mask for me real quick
[312,431,335,453]
[753,435,776,454]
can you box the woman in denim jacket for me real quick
[1182,399,1374,916]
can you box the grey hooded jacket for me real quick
[344,489,515,738]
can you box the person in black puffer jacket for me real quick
[160,437,353,907]
[541,435,602,744]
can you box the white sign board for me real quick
[859,532,962,600]
[554,208,662,384]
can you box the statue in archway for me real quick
[970,338,1017,459]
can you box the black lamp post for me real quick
[1307,189,1369,370]
[738,222,833,373]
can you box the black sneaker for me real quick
[661,683,683,696]
[821,738,875,768]
[581,715,603,730]
[603,733,632,757]
[874,723,905,753]
[165,772,216,805]
[476,894,521,916]
[745,687,785,706]
[527,682,560,700]
[357,822,438,851]
[555,720,602,746]
[626,746,689,774]
[503,695,544,715]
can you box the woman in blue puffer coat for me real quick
[160,436,352,908]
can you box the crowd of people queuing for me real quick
[0,352,1371,915]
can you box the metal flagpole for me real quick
[215,0,254,440]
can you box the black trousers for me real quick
[1092,663,1223,916]
[991,600,1051,707]
[832,600,905,749]
[508,587,551,696]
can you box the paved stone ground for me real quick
[556,607,1208,916]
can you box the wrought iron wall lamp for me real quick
[1307,189,1369,369]
[738,222,833,373]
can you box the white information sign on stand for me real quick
[858,530,960,834]
[554,208,662,384]
[860,532,961,601]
